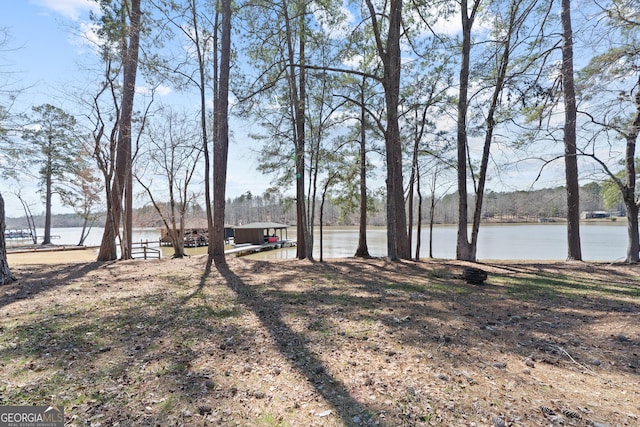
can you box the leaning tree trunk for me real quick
[0,193,16,286]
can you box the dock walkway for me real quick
[225,240,296,257]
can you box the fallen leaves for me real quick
[0,257,638,426]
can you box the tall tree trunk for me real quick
[43,156,53,245]
[0,193,16,285]
[364,0,409,260]
[456,0,477,261]
[212,0,232,265]
[385,0,410,260]
[415,163,422,260]
[104,0,141,261]
[623,85,640,262]
[408,105,430,260]
[354,83,370,258]
[469,1,516,261]
[282,0,308,259]
[625,197,639,262]
[121,0,140,260]
[429,170,437,258]
[299,4,312,260]
[190,0,214,264]
[561,0,582,261]
[407,118,419,254]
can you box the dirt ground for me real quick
[1,251,639,426]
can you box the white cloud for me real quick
[155,85,172,96]
[430,16,461,36]
[70,21,103,53]
[136,85,173,96]
[32,0,99,21]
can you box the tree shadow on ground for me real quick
[0,262,106,310]
[3,256,638,425]
[0,266,256,424]
[215,261,381,426]
[226,257,640,424]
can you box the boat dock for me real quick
[225,240,296,257]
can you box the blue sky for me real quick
[2,1,97,106]
[2,0,275,218]
[1,0,604,219]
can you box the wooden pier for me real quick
[225,240,296,257]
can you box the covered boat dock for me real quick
[226,222,295,256]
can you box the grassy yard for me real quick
[1,256,638,426]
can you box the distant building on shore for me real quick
[581,211,610,220]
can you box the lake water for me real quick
[247,223,630,261]
[7,221,627,261]
[6,223,630,261]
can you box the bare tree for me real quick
[92,0,142,261]
[136,107,202,258]
[56,154,102,246]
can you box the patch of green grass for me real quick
[187,304,242,320]
[420,413,434,423]
[307,319,332,335]
[386,282,427,294]
[257,412,288,426]
[157,396,178,417]
[427,269,451,279]
[170,361,189,374]
[428,282,474,296]
[496,272,640,301]
[498,276,559,301]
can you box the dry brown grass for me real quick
[1,254,639,426]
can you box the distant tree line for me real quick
[222,183,621,227]
[8,182,620,231]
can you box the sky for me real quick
[1,0,275,218]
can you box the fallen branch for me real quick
[554,345,597,376]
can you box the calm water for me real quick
[247,223,630,261]
[6,223,630,261]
